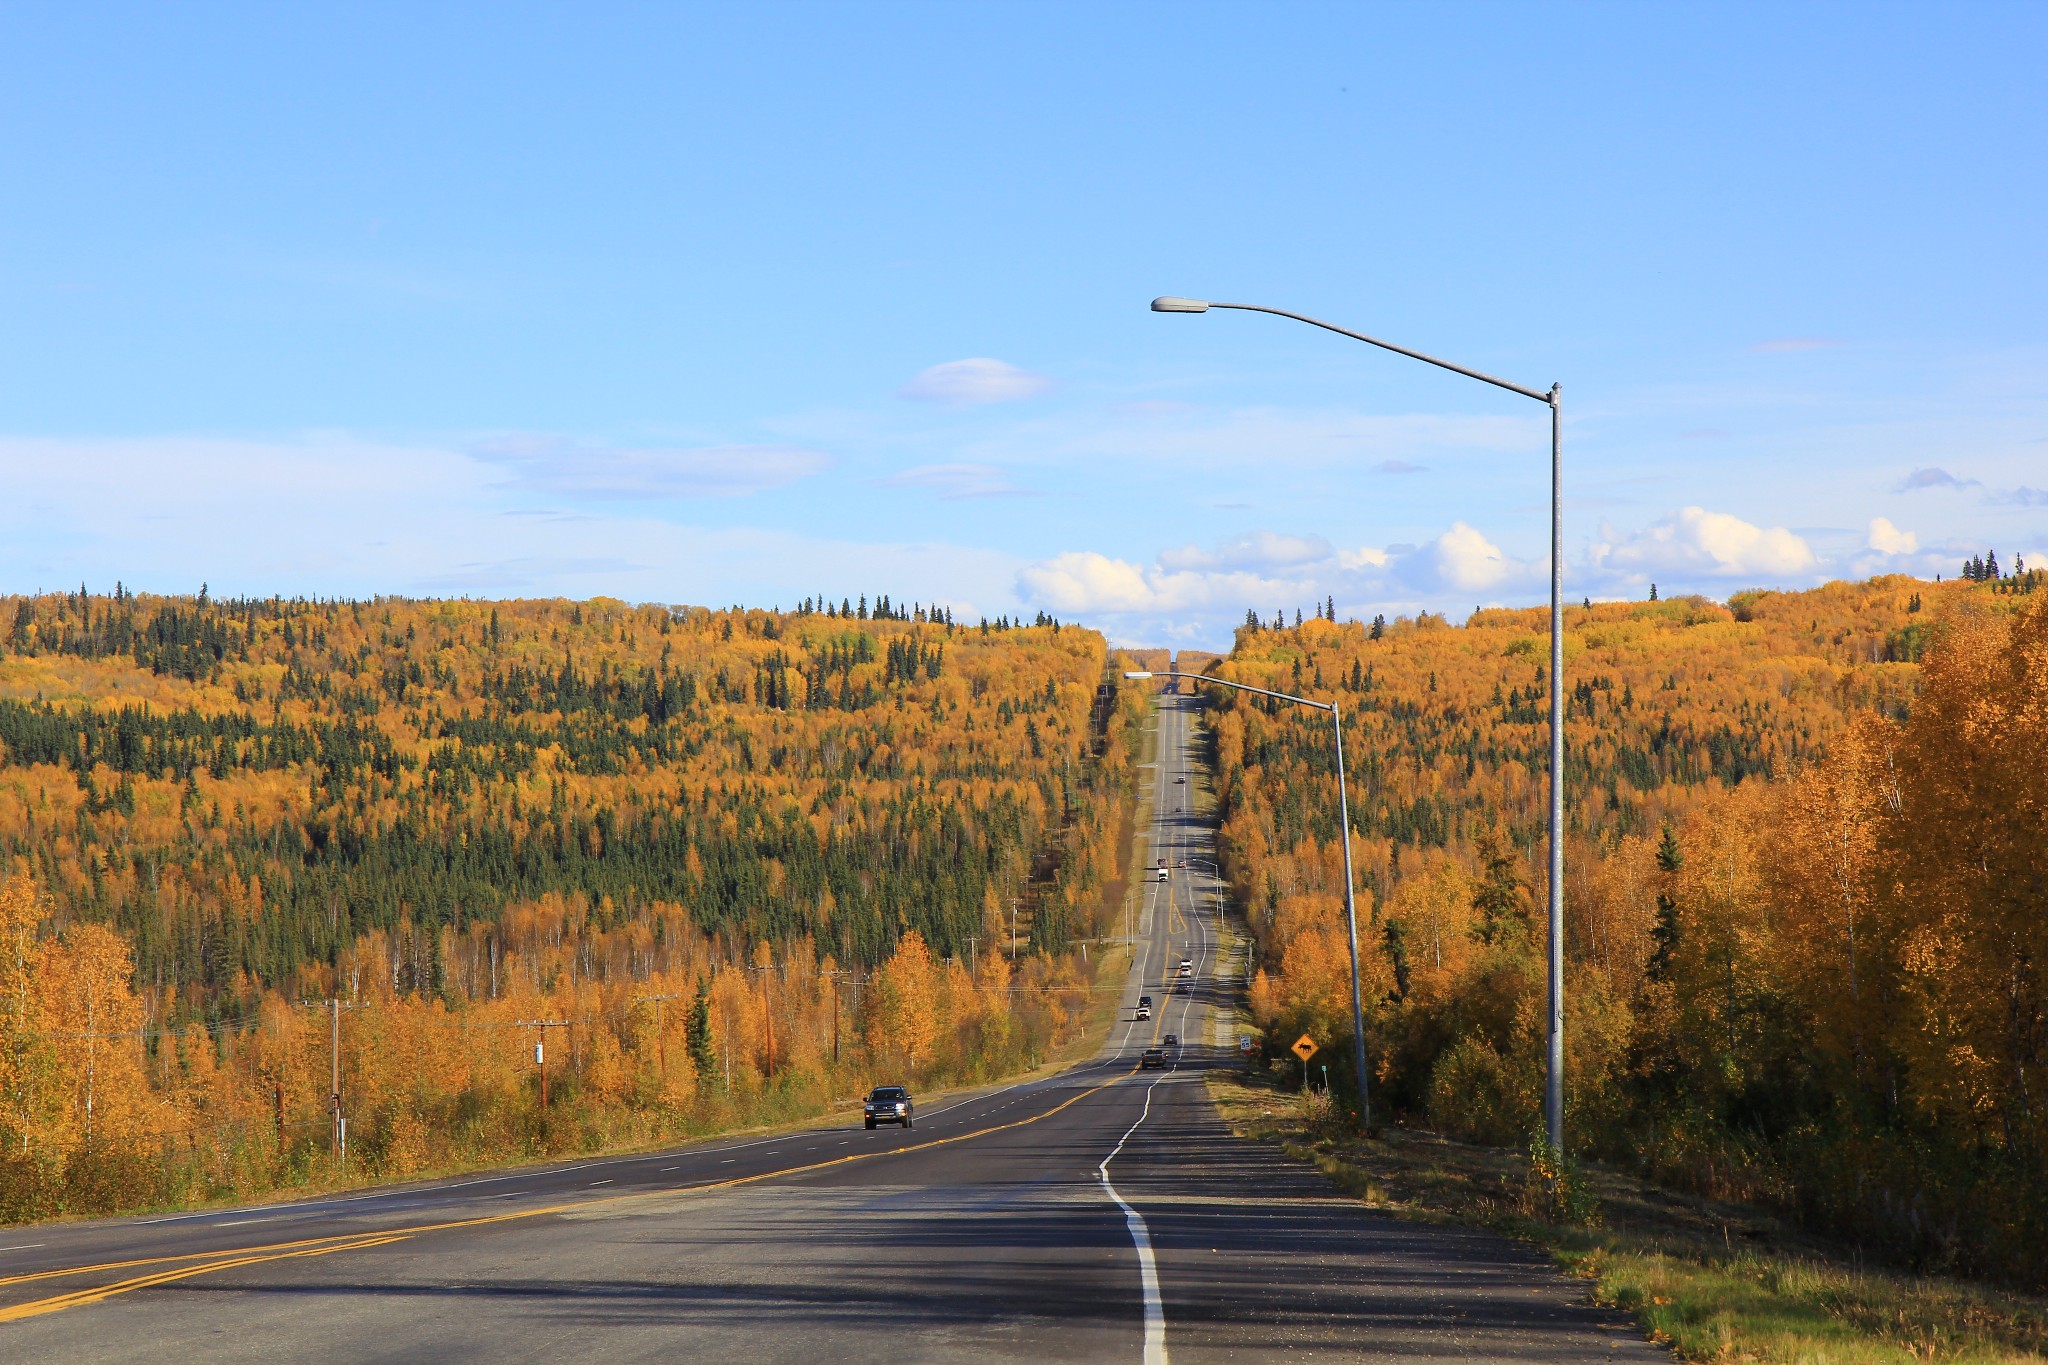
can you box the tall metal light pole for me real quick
[1125,668,1373,1134]
[1149,296,1566,1153]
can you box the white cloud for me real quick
[0,432,1018,612]
[897,358,1053,406]
[472,436,830,498]
[880,462,1029,500]
[1409,521,1520,592]
[1018,552,1158,614]
[1867,517,1918,554]
[1593,506,1817,580]
[1017,550,1310,617]
[1158,531,1331,573]
[1987,486,2048,507]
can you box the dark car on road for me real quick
[1140,1048,1167,1069]
[863,1085,913,1129]
[1163,1033,1178,1047]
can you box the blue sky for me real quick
[4,1,2044,646]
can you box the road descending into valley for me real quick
[0,689,1664,1362]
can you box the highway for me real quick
[0,688,1665,1361]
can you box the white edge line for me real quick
[1099,1079,1168,1365]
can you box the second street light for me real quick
[1151,295,1568,1155]
[1124,667,1373,1134]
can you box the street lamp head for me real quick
[1122,671,1153,680]
[1150,296,1209,313]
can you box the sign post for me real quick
[1291,1034,1319,1093]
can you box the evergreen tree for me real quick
[687,981,716,1079]
[1471,829,1528,944]
[1647,822,1683,980]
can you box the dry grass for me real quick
[1207,1069,2048,1364]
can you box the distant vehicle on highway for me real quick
[1139,995,1153,1009]
[1179,958,1193,971]
[1163,1033,1178,1047]
[863,1085,914,1129]
[1174,777,1185,784]
[1140,1048,1167,1069]
[1136,1004,1151,1020]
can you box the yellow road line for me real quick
[0,1231,365,1289]
[0,1063,1142,1325]
[0,1233,412,1324]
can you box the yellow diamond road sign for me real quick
[1291,1034,1319,1062]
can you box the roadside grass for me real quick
[1206,1068,2048,1364]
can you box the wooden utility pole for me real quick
[520,1020,570,1110]
[331,999,341,1150]
[297,998,362,1160]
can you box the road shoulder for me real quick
[1205,1068,2048,1363]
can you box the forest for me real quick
[0,589,1143,1219]
[1212,567,2048,1286]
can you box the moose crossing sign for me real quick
[1290,1034,1319,1063]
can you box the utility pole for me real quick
[296,997,362,1160]
[331,999,341,1154]
[520,1020,570,1111]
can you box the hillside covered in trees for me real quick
[1212,570,2048,1287]
[0,589,1142,1218]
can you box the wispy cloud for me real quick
[1159,532,1332,573]
[472,436,830,499]
[1987,486,2048,507]
[897,358,1054,406]
[1895,466,1981,492]
[1749,337,1842,354]
[880,462,1031,500]
[1373,458,1427,474]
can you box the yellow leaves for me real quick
[1385,858,1476,1000]
[36,921,154,1147]
[869,930,942,1069]
[581,1028,629,1107]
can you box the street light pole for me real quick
[1127,668,1372,1134]
[1150,296,1567,1155]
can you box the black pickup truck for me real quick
[863,1085,914,1129]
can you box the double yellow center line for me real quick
[0,1060,1143,1325]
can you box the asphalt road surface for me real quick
[0,688,1666,1362]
